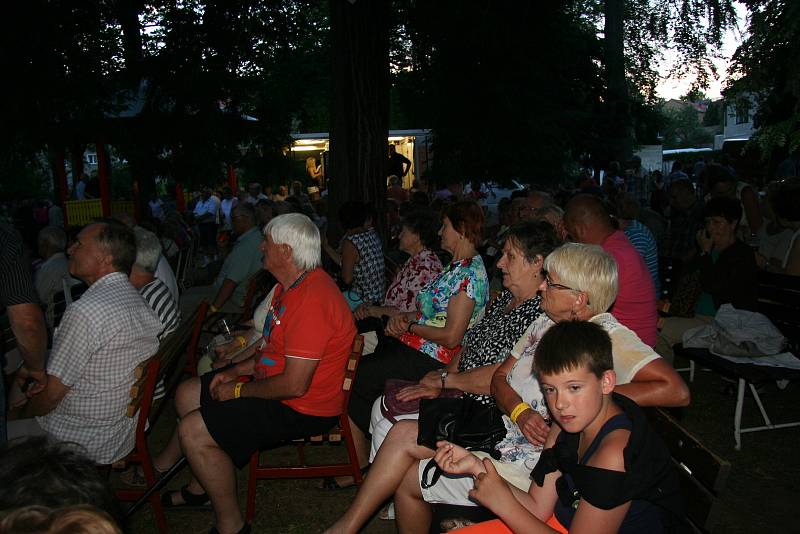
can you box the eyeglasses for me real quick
[543,272,576,292]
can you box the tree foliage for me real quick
[728,0,800,157]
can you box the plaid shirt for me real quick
[37,272,161,463]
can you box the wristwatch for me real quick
[440,370,449,389]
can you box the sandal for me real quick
[318,466,369,490]
[209,523,251,534]
[160,485,211,508]
[120,465,166,488]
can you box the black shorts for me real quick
[199,372,339,467]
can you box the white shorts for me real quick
[418,453,533,507]
[368,396,419,462]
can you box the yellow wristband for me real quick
[510,402,531,424]
[236,335,247,348]
[210,305,219,313]
[234,382,244,399]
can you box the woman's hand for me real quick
[386,313,412,338]
[469,459,515,511]
[353,304,374,321]
[515,409,550,446]
[418,369,444,389]
[434,441,484,476]
[395,383,440,402]
[214,339,240,358]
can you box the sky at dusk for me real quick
[655,7,746,101]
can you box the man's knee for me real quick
[177,411,218,458]
[175,377,202,416]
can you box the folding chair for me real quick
[245,335,365,521]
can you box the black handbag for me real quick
[417,397,506,489]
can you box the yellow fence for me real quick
[64,200,136,227]
[64,199,103,227]
[110,200,135,218]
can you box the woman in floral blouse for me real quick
[345,200,489,480]
[353,208,443,324]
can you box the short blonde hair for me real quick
[543,243,618,315]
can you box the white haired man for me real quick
[156,214,356,534]
[131,227,180,341]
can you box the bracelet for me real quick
[236,335,247,348]
[510,402,531,424]
[407,321,417,334]
[234,382,244,399]
[210,304,219,313]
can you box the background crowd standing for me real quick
[1,148,799,533]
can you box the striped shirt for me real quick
[0,224,38,311]
[140,277,181,340]
[624,220,661,297]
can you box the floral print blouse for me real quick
[383,248,443,312]
[399,254,489,364]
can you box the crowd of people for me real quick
[1,154,799,534]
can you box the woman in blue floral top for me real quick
[346,201,489,476]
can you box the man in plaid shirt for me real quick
[7,221,162,464]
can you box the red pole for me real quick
[227,164,237,191]
[97,141,111,217]
[176,182,185,212]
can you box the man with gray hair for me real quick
[180,202,263,316]
[7,221,161,463]
[157,214,355,534]
[131,227,180,341]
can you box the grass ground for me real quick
[124,359,800,534]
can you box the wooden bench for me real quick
[647,408,731,533]
[673,271,800,449]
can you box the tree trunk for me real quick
[604,0,633,164]
[328,0,390,239]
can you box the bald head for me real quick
[564,194,614,244]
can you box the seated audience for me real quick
[667,179,704,264]
[34,226,79,330]
[432,321,683,534]
[6,221,162,464]
[353,208,443,330]
[347,200,489,476]
[155,214,355,534]
[325,241,689,534]
[565,194,658,347]
[614,194,660,297]
[755,180,796,271]
[705,163,762,238]
[131,227,181,340]
[657,196,758,360]
[323,201,385,310]
[322,222,556,527]
[180,203,263,316]
[758,179,800,276]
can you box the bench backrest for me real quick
[757,271,800,353]
[647,408,731,533]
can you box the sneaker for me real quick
[153,379,166,400]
